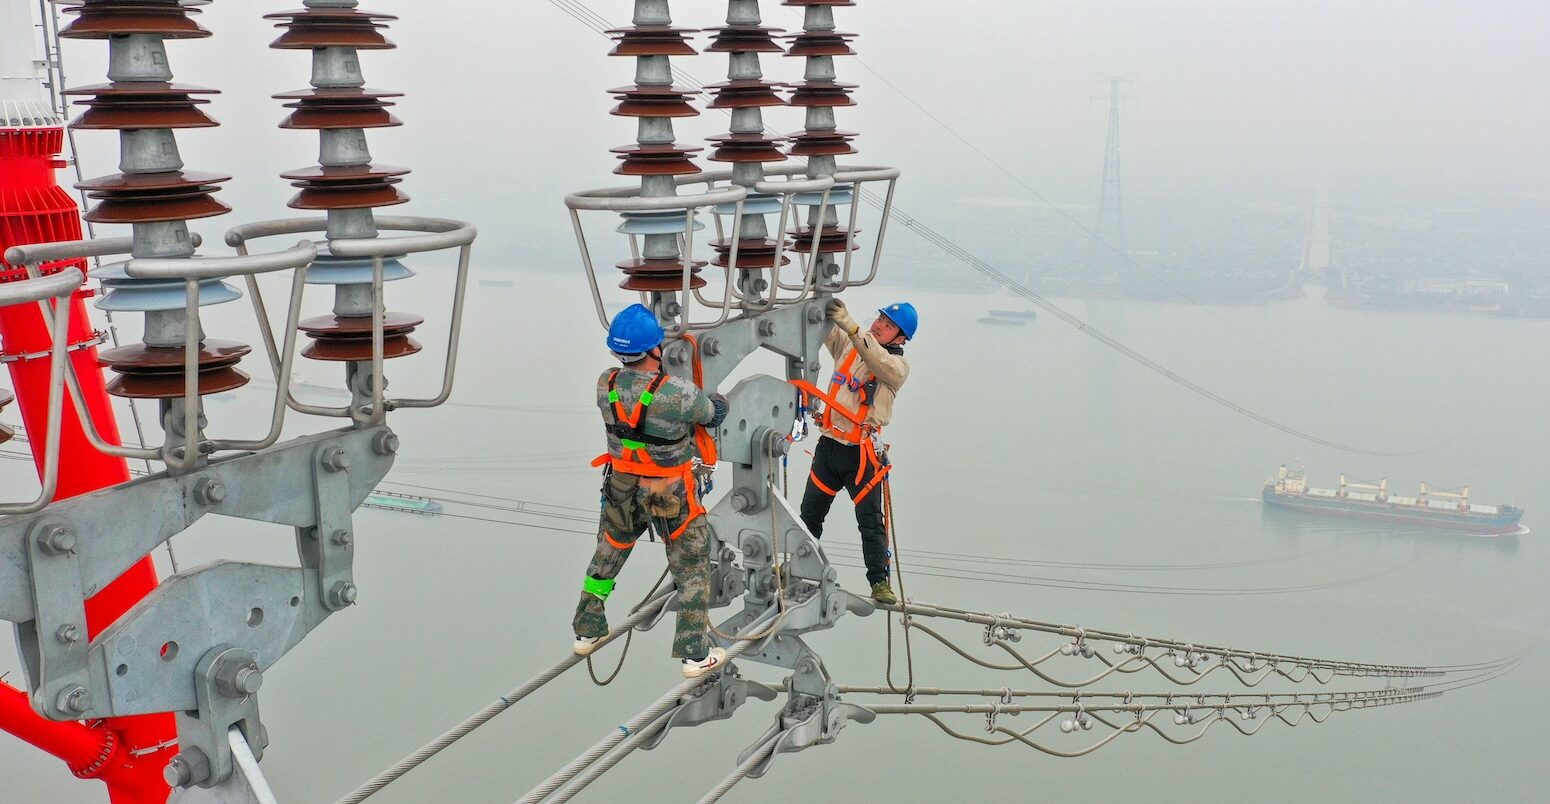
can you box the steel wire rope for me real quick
[516,608,777,804]
[881,470,916,699]
[542,0,1432,458]
[331,593,673,804]
[695,737,779,804]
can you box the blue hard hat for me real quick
[878,302,918,340]
[606,303,665,354]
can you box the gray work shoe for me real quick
[870,580,898,605]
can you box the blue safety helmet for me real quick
[878,302,918,340]
[606,303,665,356]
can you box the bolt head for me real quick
[729,491,753,512]
[164,756,192,788]
[39,526,76,555]
[757,321,776,337]
[807,306,825,323]
[372,431,401,456]
[233,665,263,696]
[55,624,80,644]
[330,581,358,607]
[322,447,351,473]
[196,478,226,505]
[56,685,90,715]
[702,338,721,356]
[331,528,353,547]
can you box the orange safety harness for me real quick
[590,345,720,542]
[790,347,892,504]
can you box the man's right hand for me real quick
[829,300,860,336]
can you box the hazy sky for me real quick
[40,0,1550,256]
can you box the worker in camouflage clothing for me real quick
[573,304,731,678]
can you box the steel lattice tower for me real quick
[1087,73,1129,275]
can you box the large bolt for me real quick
[163,748,210,789]
[329,581,358,607]
[56,685,91,715]
[807,360,821,373]
[702,337,721,357]
[38,526,75,555]
[371,431,401,456]
[729,491,754,513]
[227,664,263,697]
[194,478,226,506]
[321,447,351,473]
[757,320,776,337]
[331,528,353,547]
[55,624,81,645]
[807,305,825,324]
[665,345,687,366]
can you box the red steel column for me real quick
[0,4,174,802]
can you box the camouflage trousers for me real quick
[573,470,711,659]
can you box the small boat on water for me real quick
[1262,465,1524,535]
[976,316,1026,326]
[987,309,1038,319]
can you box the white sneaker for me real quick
[681,647,728,678]
[573,635,604,656]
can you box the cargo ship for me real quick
[1263,465,1524,535]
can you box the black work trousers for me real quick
[800,436,890,585]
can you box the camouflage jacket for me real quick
[596,367,715,469]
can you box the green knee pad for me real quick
[583,576,616,601]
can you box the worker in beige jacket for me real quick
[799,299,918,604]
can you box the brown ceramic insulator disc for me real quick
[0,424,12,446]
[616,257,707,291]
[265,7,397,50]
[703,25,787,54]
[706,134,787,164]
[787,81,858,108]
[0,388,11,444]
[787,129,858,156]
[781,0,857,6]
[706,79,787,109]
[278,89,403,130]
[607,26,698,57]
[77,169,231,194]
[65,82,219,130]
[82,173,231,224]
[0,387,12,410]
[789,225,861,254]
[279,163,411,184]
[710,238,791,269]
[287,180,409,211]
[784,32,858,57]
[99,340,252,399]
[610,144,703,177]
[608,84,700,118]
[299,311,424,362]
[56,0,210,40]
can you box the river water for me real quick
[2,269,1546,803]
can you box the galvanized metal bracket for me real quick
[638,661,778,751]
[734,644,874,779]
[0,424,394,732]
[19,518,94,721]
[165,647,268,791]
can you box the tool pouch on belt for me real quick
[602,472,641,536]
[641,476,684,519]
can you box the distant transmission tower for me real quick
[1087,73,1132,275]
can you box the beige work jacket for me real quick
[818,326,909,441]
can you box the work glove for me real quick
[708,393,730,428]
[828,300,860,336]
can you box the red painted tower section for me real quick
[0,7,174,803]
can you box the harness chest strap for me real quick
[593,369,707,541]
